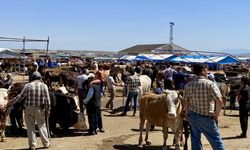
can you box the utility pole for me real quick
[169,22,174,45]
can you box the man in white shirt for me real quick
[75,69,89,130]
[105,71,122,110]
[75,69,89,112]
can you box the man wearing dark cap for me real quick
[8,71,51,150]
[183,63,224,150]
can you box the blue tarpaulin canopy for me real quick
[170,55,239,64]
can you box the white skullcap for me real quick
[88,73,95,78]
[208,73,215,80]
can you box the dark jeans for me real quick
[239,104,248,136]
[100,82,105,95]
[87,106,98,132]
[124,91,139,114]
[49,107,57,134]
[9,106,23,129]
[188,111,224,150]
[77,89,87,112]
[97,107,103,129]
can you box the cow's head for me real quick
[0,88,9,110]
[163,89,179,118]
[163,89,179,104]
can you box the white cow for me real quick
[138,75,152,96]
[0,88,9,142]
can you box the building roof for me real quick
[0,48,21,58]
[119,44,166,54]
[152,43,188,53]
[119,43,188,55]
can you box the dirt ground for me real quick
[1,74,250,150]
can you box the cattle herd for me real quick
[0,60,250,149]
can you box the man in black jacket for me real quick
[83,73,104,135]
[237,76,250,138]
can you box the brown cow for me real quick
[218,82,229,115]
[138,90,183,150]
[0,88,9,142]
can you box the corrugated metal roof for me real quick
[119,43,188,55]
[119,44,166,54]
[0,49,21,58]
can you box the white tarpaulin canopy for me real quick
[135,54,176,61]
[119,55,136,61]
[0,48,21,58]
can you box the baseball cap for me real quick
[32,71,42,79]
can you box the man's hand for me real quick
[82,104,86,110]
[6,100,14,109]
[46,110,50,117]
[210,111,220,120]
[120,82,125,87]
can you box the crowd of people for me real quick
[1,60,250,150]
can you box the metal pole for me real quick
[43,37,49,79]
[45,37,49,61]
[23,37,26,82]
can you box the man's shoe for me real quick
[237,134,247,138]
[85,131,95,136]
[99,128,105,133]
[119,112,127,116]
[43,144,50,149]
[105,104,109,109]
[28,147,36,150]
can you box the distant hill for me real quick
[220,49,250,56]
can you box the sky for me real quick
[1,0,250,52]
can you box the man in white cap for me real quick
[7,71,51,150]
[208,73,219,87]
[74,69,89,130]
[83,73,104,135]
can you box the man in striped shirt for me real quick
[8,71,51,150]
[184,63,224,150]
